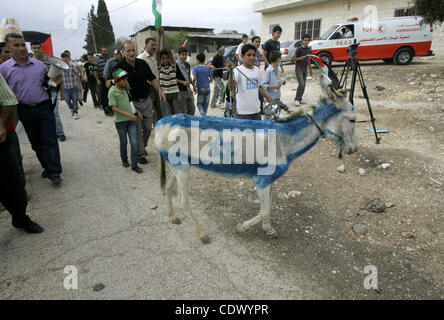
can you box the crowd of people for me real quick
[0,24,315,235]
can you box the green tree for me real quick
[413,0,444,24]
[165,31,188,51]
[95,0,115,48]
[83,5,98,53]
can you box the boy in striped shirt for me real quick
[156,27,182,118]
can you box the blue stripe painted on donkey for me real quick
[154,80,359,244]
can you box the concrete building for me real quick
[254,0,444,56]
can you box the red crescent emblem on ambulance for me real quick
[378,24,387,33]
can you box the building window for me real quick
[294,19,321,40]
[394,7,416,17]
[269,24,280,34]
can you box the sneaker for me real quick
[79,101,83,106]
[122,160,130,168]
[58,135,66,142]
[73,114,79,120]
[294,100,300,106]
[50,176,62,185]
[307,76,313,80]
[131,166,143,174]
[138,157,148,165]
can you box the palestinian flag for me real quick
[309,55,329,77]
[152,0,162,29]
[310,55,341,89]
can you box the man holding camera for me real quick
[0,33,62,185]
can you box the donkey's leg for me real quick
[259,184,278,238]
[175,166,210,244]
[165,168,182,225]
[236,182,267,234]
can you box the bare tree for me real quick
[133,18,152,33]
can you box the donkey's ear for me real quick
[328,85,347,102]
[337,88,349,99]
[306,106,315,123]
[327,85,339,102]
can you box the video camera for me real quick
[347,41,360,69]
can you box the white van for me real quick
[311,16,434,65]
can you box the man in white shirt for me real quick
[137,37,162,123]
[235,34,249,66]
[342,27,354,39]
[229,44,272,120]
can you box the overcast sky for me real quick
[2,0,262,58]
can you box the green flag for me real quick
[152,0,162,29]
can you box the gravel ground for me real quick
[0,56,442,299]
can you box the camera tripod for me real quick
[338,43,381,144]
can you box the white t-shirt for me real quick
[233,65,261,115]
[235,43,245,64]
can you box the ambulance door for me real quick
[329,24,356,61]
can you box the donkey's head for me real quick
[320,81,359,155]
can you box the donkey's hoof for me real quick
[171,217,182,225]
[236,223,246,234]
[265,228,279,239]
[200,235,211,244]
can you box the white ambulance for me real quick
[310,16,434,66]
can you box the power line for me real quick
[109,0,140,14]
[53,0,140,47]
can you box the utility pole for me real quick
[89,13,98,54]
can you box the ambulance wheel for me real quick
[318,52,333,66]
[383,58,393,64]
[394,48,413,65]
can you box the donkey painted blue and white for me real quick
[154,78,359,243]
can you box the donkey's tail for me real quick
[159,152,166,194]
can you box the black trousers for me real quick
[17,101,62,179]
[0,133,30,226]
[82,81,89,102]
[99,77,112,115]
[87,80,99,107]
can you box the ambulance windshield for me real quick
[321,24,340,40]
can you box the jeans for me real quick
[115,121,138,168]
[210,77,224,107]
[63,87,79,115]
[178,89,196,115]
[17,101,62,179]
[197,88,211,116]
[0,134,31,226]
[295,67,308,101]
[224,100,236,118]
[134,96,153,159]
[159,92,182,117]
[51,90,65,137]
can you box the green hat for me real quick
[113,68,128,83]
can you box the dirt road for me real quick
[0,56,442,299]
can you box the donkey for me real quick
[154,79,359,244]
